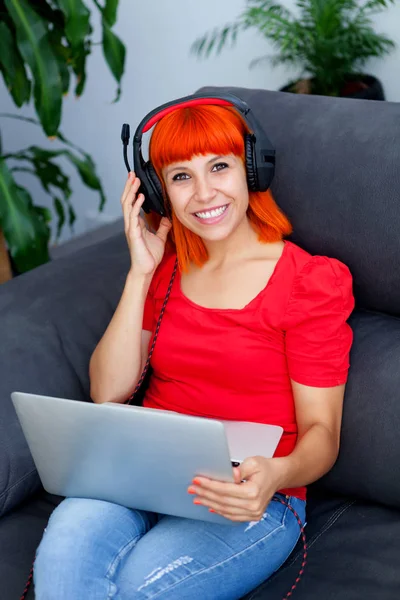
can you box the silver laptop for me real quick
[11,392,283,525]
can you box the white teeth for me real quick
[195,205,227,219]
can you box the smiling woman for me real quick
[34,96,355,600]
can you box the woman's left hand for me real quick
[188,456,282,522]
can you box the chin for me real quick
[188,222,236,241]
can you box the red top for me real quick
[142,241,354,500]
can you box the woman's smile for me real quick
[192,203,230,224]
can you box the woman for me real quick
[34,102,354,599]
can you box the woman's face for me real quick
[162,153,249,242]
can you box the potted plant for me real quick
[0,0,126,278]
[192,0,396,100]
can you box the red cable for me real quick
[274,497,308,599]
[19,565,33,600]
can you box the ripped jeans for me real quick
[34,494,306,600]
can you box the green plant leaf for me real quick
[48,27,71,96]
[54,0,91,50]
[93,0,119,26]
[72,41,90,97]
[103,0,118,26]
[92,0,118,26]
[362,0,395,12]
[0,159,50,272]
[191,25,245,57]
[65,151,106,210]
[4,0,63,135]
[53,196,66,238]
[1,115,107,216]
[52,1,92,97]
[0,21,31,107]
[102,20,126,102]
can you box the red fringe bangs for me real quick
[149,105,246,171]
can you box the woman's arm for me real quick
[89,271,152,404]
[90,172,171,404]
[189,383,345,521]
[269,381,345,490]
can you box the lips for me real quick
[192,203,230,225]
[193,204,228,219]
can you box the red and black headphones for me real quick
[121,93,276,216]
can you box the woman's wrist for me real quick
[268,456,295,492]
[126,268,154,287]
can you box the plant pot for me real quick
[0,229,13,284]
[280,74,385,100]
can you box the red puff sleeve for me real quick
[283,256,355,387]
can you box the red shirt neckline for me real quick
[176,241,291,314]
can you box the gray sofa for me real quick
[1,86,400,599]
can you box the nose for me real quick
[193,174,217,205]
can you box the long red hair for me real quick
[146,104,292,271]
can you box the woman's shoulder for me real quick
[285,241,352,281]
[281,241,354,325]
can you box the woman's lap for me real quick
[34,495,306,600]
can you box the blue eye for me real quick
[212,162,228,171]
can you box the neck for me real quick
[202,216,259,265]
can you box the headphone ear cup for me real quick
[146,163,164,200]
[244,134,259,192]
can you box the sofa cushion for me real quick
[0,491,62,600]
[244,487,400,600]
[0,232,130,517]
[316,309,400,509]
[199,86,400,317]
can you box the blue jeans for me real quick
[34,493,306,600]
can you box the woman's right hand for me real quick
[121,172,172,276]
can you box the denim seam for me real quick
[247,498,356,599]
[146,521,287,599]
[105,511,148,598]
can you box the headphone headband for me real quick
[140,98,234,134]
[122,92,275,216]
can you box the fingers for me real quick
[191,477,252,500]
[156,217,172,242]
[121,172,141,234]
[128,194,146,239]
[191,486,267,522]
[121,172,141,213]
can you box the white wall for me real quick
[1,0,399,244]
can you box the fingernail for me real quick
[192,478,201,486]
[187,488,196,495]
[209,509,215,513]
[193,499,202,505]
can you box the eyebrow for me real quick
[166,155,227,175]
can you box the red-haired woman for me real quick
[34,103,354,599]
